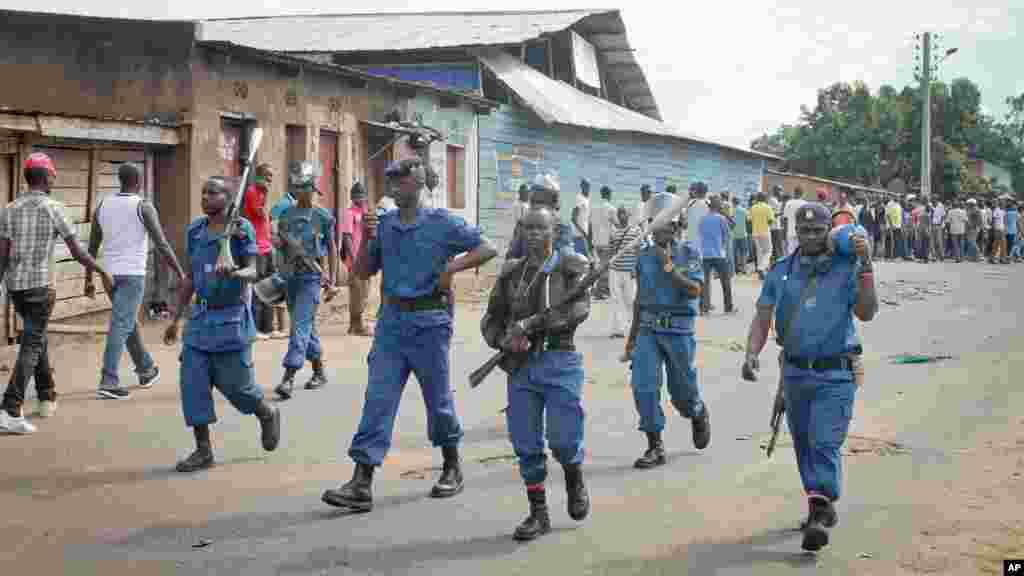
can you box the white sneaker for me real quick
[36,400,57,418]
[0,410,37,434]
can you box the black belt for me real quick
[785,355,851,372]
[385,294,448,312]
[536,335,575,352]
[195,299,244,312]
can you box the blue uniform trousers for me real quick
[179,345,262,427]
[782,367,856,502]
[506,351,586,485]
[283,274,322,369]
[348,307,463,466]
[630,329,705,432]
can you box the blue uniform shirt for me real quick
[279,205,335,264]
[757,252,863,359]
[365,208,482,299]
[698,212,730,259]
[269,192,297,221]
[183,216,259,352]
[634,239,704,333]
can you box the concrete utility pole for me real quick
[920,31,932,199]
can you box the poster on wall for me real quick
[571,31,601,89]
[494,144,545,209]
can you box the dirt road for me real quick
[0,260,1021,575]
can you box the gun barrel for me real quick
[469,350,506,388]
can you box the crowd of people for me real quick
[0,151,1001,553]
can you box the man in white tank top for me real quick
[85,163,184,399]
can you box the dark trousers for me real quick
[770,229,785,262]
[253,253,275,334]
[700,258,733,313]
[3,287,56,416]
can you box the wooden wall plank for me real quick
[99,149,145,163]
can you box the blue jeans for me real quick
[506,351,585,485]
[348,306,462,466]
[283,274,322,370]
[782,366,856,502]
[630,330,704,431]
[100,276,155,389]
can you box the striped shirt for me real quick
[0,190,77,291]
[608,224,642,272]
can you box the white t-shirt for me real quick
[631,199,649,226]
[993,208,1006,231]
[590,199,615,247]
[768,197,782,230]
[784,198,807,239]
[574,193,590,235]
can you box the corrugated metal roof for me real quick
[197,9,663,122]
[198,10,600,54]
[476,49,778,161]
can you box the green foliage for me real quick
[764,77,1024,200]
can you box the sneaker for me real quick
[0,410,37,434]
[138,367,161,389]
[36,400,57,418]
[254,332,271,341]
[97,388,132,400]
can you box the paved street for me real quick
[2,260,1022,575]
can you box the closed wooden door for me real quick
[319,131,338,214]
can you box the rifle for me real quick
[218,127,264,271]
[766,362,785,458]
[469,192,690,389]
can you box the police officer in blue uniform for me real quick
[481,186,591,541]
[164,177,281,473]
[273,161,339,399]
[624,192,711,468]
[322,157,497,511]
[742,202,878,552]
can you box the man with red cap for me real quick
[0,153,113,433]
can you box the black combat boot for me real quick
[801,495,836,551]
[514,487,551,541]
[305,359,328,390]
[275,367,298,400]
[692,406,711,450]
[322,463,375,512]
[634,431,667,469]
[431,445,465,498]
[254,401,280,452]
[563,463,590,521]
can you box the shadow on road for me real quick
[0,457,264,500]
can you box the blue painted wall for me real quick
[478,104,766,252]
[352,63,480,92]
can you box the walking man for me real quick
[340,181,371,336]
[87,163,184,400]
[480,196,591,540]
[742,202,878,552]
[624,193,710,468]
[608,206,641,338]
[930,199,946,262]
[732,196,750,275]
[572,179,592,259]
[243,163,276,339]
[273,161,339,399]
[590,186,615,299]
[699,196,736,315]
[163,176,281,472]
[322,157,496,512]
[750,193,775,279]
[0,153,113,432]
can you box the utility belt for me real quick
[385,292,449,313]
[784,355,852,372]
[638,309,693,331]
[533,334,576,352]
[192,299,246,314]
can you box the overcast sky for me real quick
[8,0,1022,150]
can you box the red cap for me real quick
[23,152,56,179]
